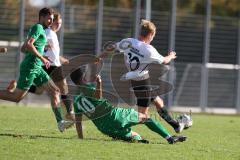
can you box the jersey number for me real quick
[77,97,95,113]
[128,52,140,71]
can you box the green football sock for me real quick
[51,106,63,123]
[144,118,170,138]
[157,107,179,129]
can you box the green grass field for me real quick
[0,105,240,160]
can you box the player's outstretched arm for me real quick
[94,75,102,99]
[98,51,108,58]
[162,51,177,64]
[75,113,83,139]
[59,56,69,65]
[98,45,117,58]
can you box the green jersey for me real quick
[16,23,49,90]
[22,23,47,68]
[73,84,139,139]
[73,84,114,123]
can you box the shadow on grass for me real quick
[0,133,116,142]
[0,133,73,140]
[0,132,166,144]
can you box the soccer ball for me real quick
[176,114,193,129]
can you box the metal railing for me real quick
[0,0,239,113]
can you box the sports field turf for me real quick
[0,105,239,160]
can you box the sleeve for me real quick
[146,45,164,64]
[73,96,83,114]
[28,24,42,40]
[116,38,132,53]
[45,29,51,40]
[115,41,121,52]
[45,29,54,46]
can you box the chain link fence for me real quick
[0,0,239,113]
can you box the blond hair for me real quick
[140,19,156,37]
[53,12,61,22]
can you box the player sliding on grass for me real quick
[70,68,187,144]
[0,8,72,132]
[100,19,192,133]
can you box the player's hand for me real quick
[96,75,102,83]
[41,56,51,69]
[60,56,69,65]
[63,59,69,65]
[43,56,53,63]
[94,57,101,64]
[168,51,177,59]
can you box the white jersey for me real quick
[44,28,61,67]
[116,38,164,81]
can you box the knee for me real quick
[56,80,68,94]
[60,84,68,95]
[53,91,60,106]
[138,112,149,123]
[138,107,149,114]
[153,96,164,108]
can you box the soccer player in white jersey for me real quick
[43,12,75,125]
[101,19,191,133]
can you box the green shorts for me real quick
[93,108,140,140]
[17,65,49,90]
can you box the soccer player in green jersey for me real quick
[70,68,187,144]
[0,8,72,132]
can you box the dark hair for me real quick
[39,7,54,19]
[70,68,84,85]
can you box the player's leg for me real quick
[131,79,152,119]
[139,113,187,144]
[137,112,171,139]
[39,79,73,132]
[6,80,39,95]
[153,96,184,133]
[118,108,169,141]
[37,79,62,121]
[0,69,35,102]
[26,65,54,94]
[125,109,187,144]
[0,88,28,102]
[45,65,74,121]
[55,78,75,121]
[110,125,148,143]
[124,130,149,143]
[35,69,73,132]
[131,78,187,133]
[132,85,151,118]
[28,85,38,94]
[6,80,17,92]
[130,131,142,140]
